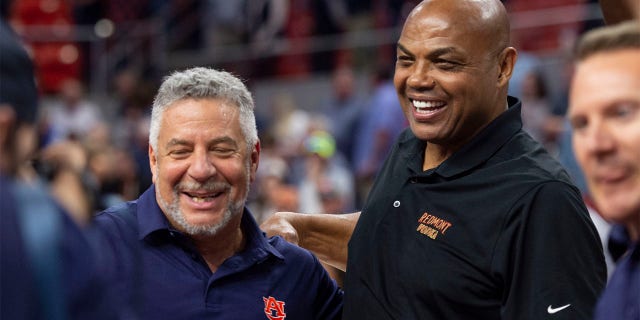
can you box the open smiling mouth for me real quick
[183,191,225,203]
[411,99,446,114]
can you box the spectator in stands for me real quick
[269,92,311,160]
[86,144,138,211]
[297,130,355,214]
[353,65,407,207]
[40,78,102,145]
[520,69,563,153]
[247,131,298,224]
[109,67,155,194]
[319,65,365,171]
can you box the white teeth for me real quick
[412,100,445,110]
[191,196,211,203]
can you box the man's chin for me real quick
[183,208,240,236]
[182,219,224,236]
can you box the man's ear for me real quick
[149,144,157,183]
[250,140,260,183]
[498,47,517,87]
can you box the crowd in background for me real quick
[3,0,607,225]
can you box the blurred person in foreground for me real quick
[0,15,116,320]
[261,0,606,318]
[567,20,640,320]
[92,67,343,319]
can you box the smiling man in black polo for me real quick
[261,0,607,319]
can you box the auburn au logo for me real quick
[263,296,286,320]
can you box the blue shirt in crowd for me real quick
[93,185,343,319]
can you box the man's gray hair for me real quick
[575,20,640,61]
[149,67,258,151]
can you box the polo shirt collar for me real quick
[402,96,522,178]
[137,185,170,240]
[241,207,285,260]
[136,185,283,260]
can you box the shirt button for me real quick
[393,201,400,208]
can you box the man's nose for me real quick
[188,151,216,181]
[407,62,436,89]
[583,121,616,156]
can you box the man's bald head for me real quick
[407,0,511,55]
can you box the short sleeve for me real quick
[496,181,606,319]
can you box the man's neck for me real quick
[423,144,450,171]
[190,219,246,273]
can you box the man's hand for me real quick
[261,211,360,272]
[261,212,301,245]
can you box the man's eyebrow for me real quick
[209,136,238,147]
[397,43,412,56]
[427,47,458,58]
[166,138,190,148]
[165,136,238,148]
[397,43,460,58]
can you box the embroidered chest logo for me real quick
[417,212,452,240]
[263,296,286,320]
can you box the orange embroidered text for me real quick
[417,212,452,239]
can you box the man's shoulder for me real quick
[93,201,139,237]
[266,235,321,266]
[499,133,574,182]
[96,200,136,220]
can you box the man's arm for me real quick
[260,211,360,271]
[598,0,640,24]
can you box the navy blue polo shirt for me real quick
[344,97,606,319]
[594,225,640,320]
[93,186,343,319]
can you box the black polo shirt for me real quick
[344,97,606,319]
